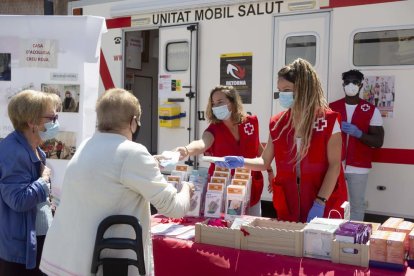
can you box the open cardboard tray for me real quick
[240,218,306,257]
[195,219,242,249]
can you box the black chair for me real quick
[91,215,146,275]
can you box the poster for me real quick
[220,52,252,103]
[0,15,106,200]
[362,75,395,118]
[158,74,183,99]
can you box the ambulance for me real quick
[68,0,414,219]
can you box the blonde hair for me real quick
[205,85,245,124]
[274,58,329,163]
[8,90,58,131]
[96,88,141,132]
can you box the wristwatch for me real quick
[316,195,327,203]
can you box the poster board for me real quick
[0,15,107,202]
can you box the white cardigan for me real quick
[40,132,190,275]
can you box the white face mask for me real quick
[344,83,360,97]
[212,104,231,120]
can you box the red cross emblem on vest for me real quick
[244,122,254,135]
[361,104,370,112]
[313,117,327,132]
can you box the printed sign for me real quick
[220,52,252,103]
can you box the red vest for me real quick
[270,110,348,222]
[329,98,375,168]
[205,115,263,206]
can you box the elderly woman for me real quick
[175,85,273,216]
[40,88,193,275]
[0,90,60,275]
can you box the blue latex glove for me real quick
[306,201,325,222]
[215,156,244,169]
[341,122,362,138]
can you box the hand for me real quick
[306,201,325,222]
[341,122,362,138]
[153,155,164,168]
[174,146,188,161]
[215,156,244,169]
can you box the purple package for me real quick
[338,222,372,244]
[335,228,356,243]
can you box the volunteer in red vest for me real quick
[216,59,348,223]
[175,85,273,216]
[330,69,384,221]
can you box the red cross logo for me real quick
[244,122,254,135]
[314,117,327,132]
[361,104,370,112]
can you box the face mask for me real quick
[344,83,360,97]
[279,92,294,109]
[132,125,140,142]
[39,120,60,141]
[212,104,231,120]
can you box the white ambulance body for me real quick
[69,0,414,219]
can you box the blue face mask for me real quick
[212,104,231,120]
[39,120,60,141]
[279,91,294,109]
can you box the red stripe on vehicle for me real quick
[321,0,400,9]
[372,148,414,165]
[106,17,131,29]
[100,50,115,90]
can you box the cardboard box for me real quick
[379,217,404,232]
[409,229,414,259]
[396,221,414,251]
[204,183,224,218]
[386,232,406,265]
[369,230,390,262]
[240,219,305,257]
[195,219,241,249]
[331,240,370,267]
[303,223,338,260]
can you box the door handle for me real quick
[198,111,205,121]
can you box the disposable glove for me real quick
[306,201,325,222]
[341,122,362,138]
[215,156,244,169]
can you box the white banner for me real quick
[0,15,107,198]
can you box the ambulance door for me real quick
[158,24,199,159]
[272,11,330,116]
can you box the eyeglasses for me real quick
[43,114,58,123]
[343,79,361,86]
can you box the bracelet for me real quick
[316,195,327,203]
[266,169,273,173]
[184,146,189,156]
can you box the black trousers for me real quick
[0,235,46,276]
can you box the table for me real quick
[151,216,414,276]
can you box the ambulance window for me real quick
[166,42,189,71]
[285,35,316,65]
[354,29,414,66]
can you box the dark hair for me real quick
[342,69,364,81]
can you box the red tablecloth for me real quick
[151,216,414,276]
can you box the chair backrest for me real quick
[91,215,146,276]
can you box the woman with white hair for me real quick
[40,88,193,275]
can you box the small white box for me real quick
[186,190,202,217]
[225,185,246,222]
[204,183,224,218]
[303,223,339,260]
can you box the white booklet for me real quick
[201,156,225,163]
